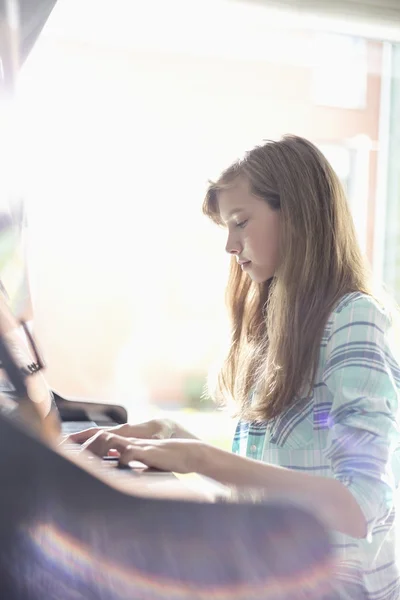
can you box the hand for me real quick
[66,418,177,446]
[81,429,207,474]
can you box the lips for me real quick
[238,260,252,271]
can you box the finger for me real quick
[81,430,119,456]
[87,433,158,468]
[69,423,126,445]
[119,422,157,440]
[58,435,71,447]
[82,431,145,459]
[111,423,134,438]
[107,448,120,457]
[118,442,150,466]
[68,427,102,444]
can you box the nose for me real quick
[225,230,243,255]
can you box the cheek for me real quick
[252,232,278,262]
[266,239,279,267]
[250,227,279,264]
[269,228,280,262]
[265,215,280,263]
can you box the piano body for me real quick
[0,410,335,600]
[52,389,127,432]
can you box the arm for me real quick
[79,296,399,541]
[319,295,400,542]
[82,429,367,538]
[195,444,367,538]
[197,295,400,539]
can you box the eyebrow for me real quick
[222,208,245,221]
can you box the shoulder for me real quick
[333,291,388,319]
[321,293,400,392]
[326,292,391,341]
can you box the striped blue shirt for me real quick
[233,293,400,599]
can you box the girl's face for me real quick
[218,177,281,284]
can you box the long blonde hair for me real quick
[203,135,372,421]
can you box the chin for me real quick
[247,267,275,284]
[248,273,272,284]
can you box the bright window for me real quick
[0,0,397,442]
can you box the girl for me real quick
[72,136,400,599]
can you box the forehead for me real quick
[217,178,258,220]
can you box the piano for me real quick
[52,389,127,433]
[0,289,336,600]
[0,409,335,600]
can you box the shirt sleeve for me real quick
[322,295,400,540]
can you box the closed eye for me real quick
[236,219,248,229]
